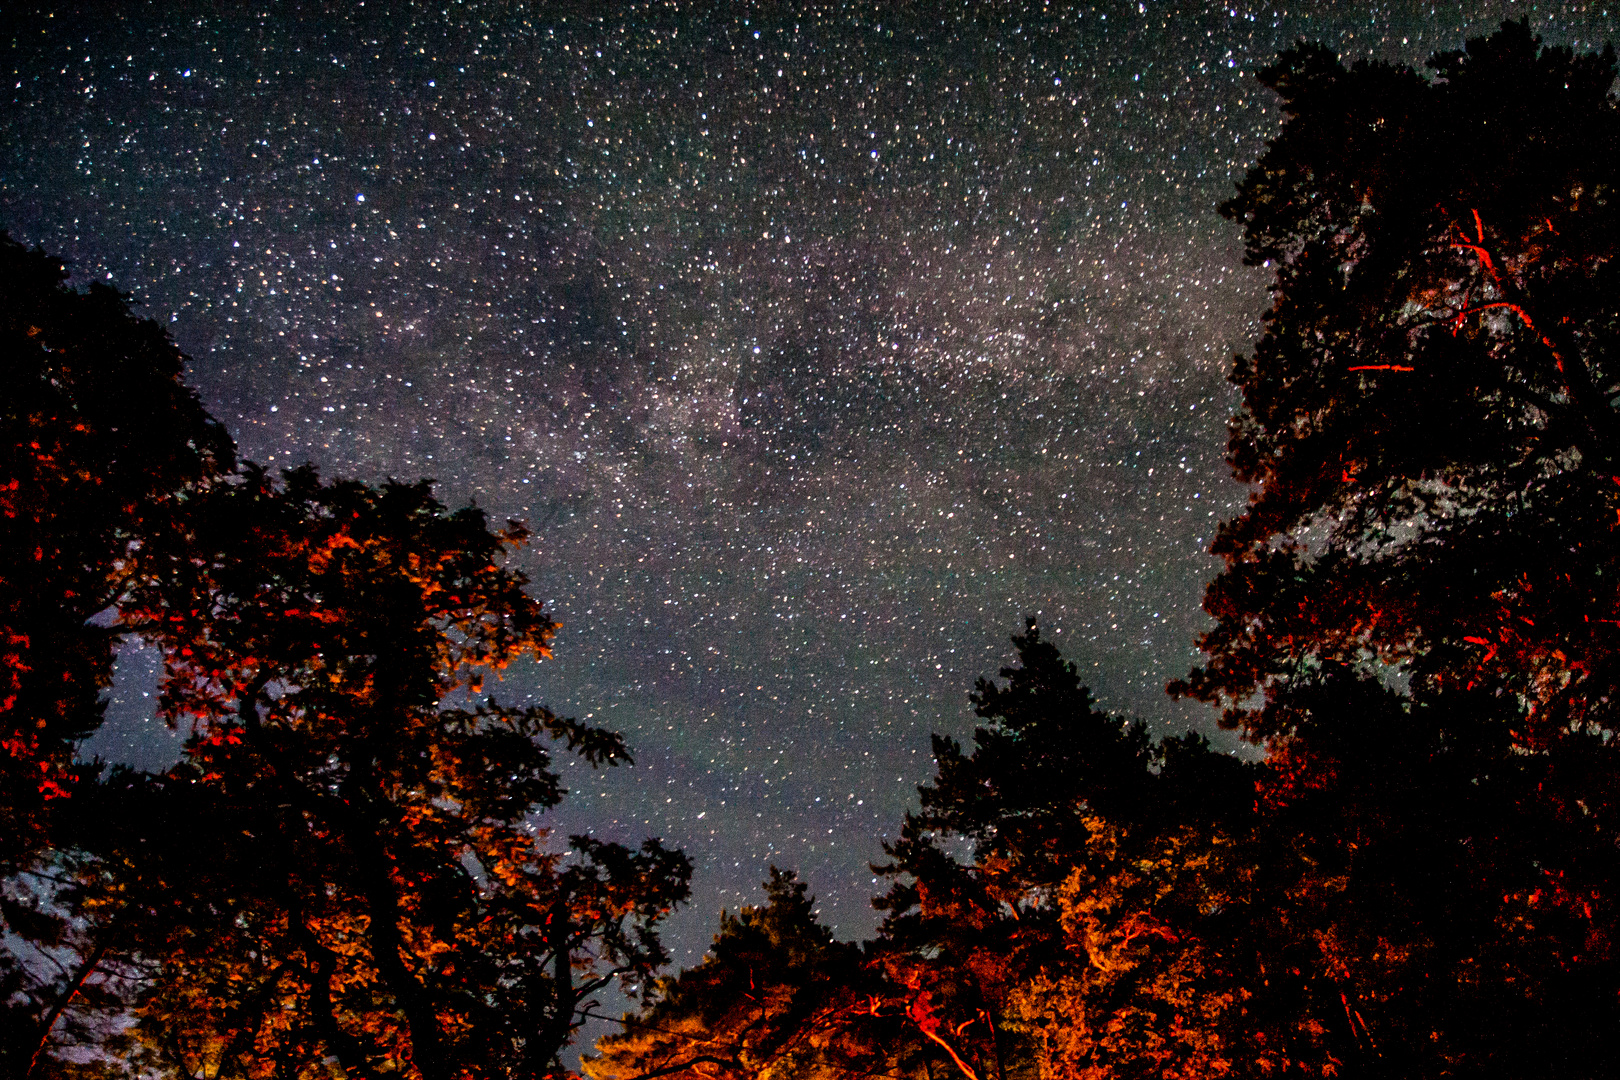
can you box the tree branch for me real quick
[26,940,107,1079]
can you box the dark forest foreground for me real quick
[6,17,1620,1080]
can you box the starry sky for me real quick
[5,0,1617,972]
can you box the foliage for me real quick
[0,230,231,871]
[1218,673,1620,1079]
[17,19,1620,1080]
[1006,819,1238,1080]
[874,623,1620,1080]
[877,620,1248,964]
[872,622,1252,1080]
[88,466,692,1080]
[0,231,231,1080]
[1173,21,1620,743]
[2,235,688,1078]
[584,868,886,1080]
[1162,21,1620,1078]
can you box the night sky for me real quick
[5,0,1616,974]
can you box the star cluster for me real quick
[5,1,1616,961]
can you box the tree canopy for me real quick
[13,18,1620,1080]
[0,231,231,872]
[0,236,689,1080]
[594,626,1254,1080]
[584,869,875,1080]
[99,465,691,1080]
[1173,21,1620,744]
[1166,20,1620,1076]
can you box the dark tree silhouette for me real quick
[88,466,692,1080]
[872,622,1252,1080]
[1,236,690,1079]
[584,868,882,1080]
[1164,21,1620,1079]
[1221,670,1620,1079]
[591,626,1259,1080]
[1173,22,1620,744]
[0,231,231,872]
[1,232,232,1080]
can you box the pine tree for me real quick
[876,623,1251,1080]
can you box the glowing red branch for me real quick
[1340,991,1379,1053]
[29,942,108,1077]
[1116,914,1179,950]
[1449,209,1502,283]
[1455,300,1536,329]
[918,1027,981,1080]
[908,993,982,1080]
[1445,212,1572,375]
[1451,241,1499,279]
[1452,301,1566,371]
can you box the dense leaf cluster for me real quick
[1173,21,1620,741]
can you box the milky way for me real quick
[5,1,1616,972]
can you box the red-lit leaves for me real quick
[0,231,232,872]
[1181,23,1620,745]
[1171,23,1620,1076]
[99,467,688,1080]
